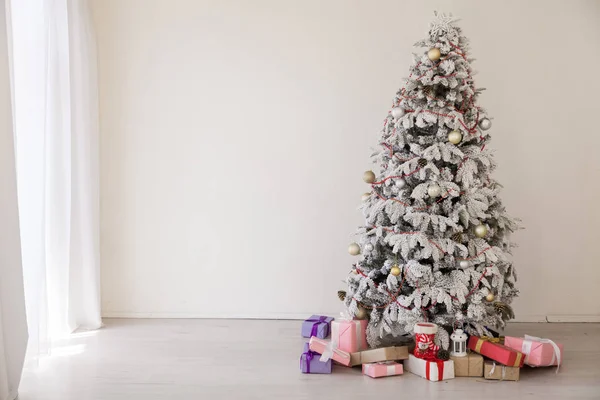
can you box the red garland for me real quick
[352,42,493,316]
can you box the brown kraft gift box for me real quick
[483,360,520,381]
[350,346,409,367]
[450,352,484,377]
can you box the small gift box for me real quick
[468,336,525,367]
[331,319,368,353]
[301,315,334,339]
[404,354,455,382]
[300,343,332,374]
[484,361,519,381]
[362,361,404,378]
[504,335,563,370]
[308,336,352,367]
[450,351,484,377]
[350,346,409,367]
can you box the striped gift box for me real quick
[362,361,404,378]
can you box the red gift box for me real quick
[468,336,525,367]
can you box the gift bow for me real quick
[300,349,317,373]
[306,316,329,337]
[480,335,504,343]
[339,310,352,321]
[522,334,562,373]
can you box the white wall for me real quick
[93,0,600,321]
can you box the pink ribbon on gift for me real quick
[521,334,562,373]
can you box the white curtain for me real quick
[8,0,101,361]
[0,1,28,398]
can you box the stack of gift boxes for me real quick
[300,315,563,381]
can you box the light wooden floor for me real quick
[18,319,600,400]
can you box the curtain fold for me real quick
[0,0,28,398]
[8,0,101,362]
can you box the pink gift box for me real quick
[308,336,352,367]
[504,335,563,369]
[331,319,368,353]
[362,362,404,378]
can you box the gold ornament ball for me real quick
[474,224,488,238]
[355,307,368,320]
[348,242,361,256]
[361,192,371,202]
[428,48,441,61]
[448,130,462,145]
[363,170,376,184]
[390,265,401,276]
[486,293,495,302]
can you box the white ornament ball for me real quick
[361,192,371,202]
[474,224,488,238]
[459,261,470,269]
[479,118,492,131]
[448,130,462,145]
[395,178,406,189]
[348,243,360,256]
[364,243,374,252]
[427,184,442,198]
[391,107,405,119]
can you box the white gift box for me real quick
[404,354,455,382]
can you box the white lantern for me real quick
[450,329,468,357]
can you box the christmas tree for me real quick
[343,13,519,350]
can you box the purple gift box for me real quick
[301,315,334,339]
[300,343,332,374]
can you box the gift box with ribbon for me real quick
[331,318,368,353]
[362,361,404,378]
[308,336,352,367]
[450,351,484,377]
[404,354,455,382]
[350,346,409,367]
[468,336,525,368]
[483,360,519,381]
[301,315,334,339]
[300,343,332,374]
[504,335,563,371]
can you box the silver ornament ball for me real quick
[459,260,470,269]
[364,243,374,252]
[428,183,442,198]
[474,224,488,238]
[479,118,492,131]
[391,107,406,119]
[395,178,406,189]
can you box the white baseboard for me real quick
[545,314,600,323]
[103,311,600,323]
[102,311,330,320]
